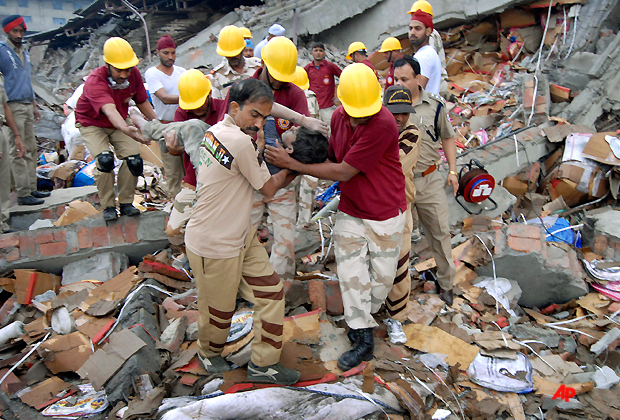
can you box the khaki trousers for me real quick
[297,175,317,225]
[319,105,337,125]
[0,129,11,231]
[7,103,37,197]
[161,148,184,200]
[334,211,405,330]
[412,170,455,290]
[386,203,413,321]
[187,227,285,367]
[78,124,140,209]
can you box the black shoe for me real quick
[17,195,44,206]
[247,362,300,385]
[103,207,118,221]
[119,203,140,216]
[337,327,374,371]
[422,271,454,306]
[31,190,51,198]
[347,328,359,344]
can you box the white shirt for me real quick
[144,65,186,121]
[65,83,84,110]
[253,38,268,59]
[414,45,441,96]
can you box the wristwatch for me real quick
[449,170,458,176]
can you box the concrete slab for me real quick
[9,186,98,215]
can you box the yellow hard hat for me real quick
[240,27,252,39]
[378,37,402,53]
[103,37,139,69]
[178,69,212,110]
[337,63,382,118]
[261,36,297,83]
[407,0,433,16]
[293,66,309,90]
[346,41,367,60]
[216,26,245,57]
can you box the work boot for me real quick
[246,362,301,385]
[347,328,359,344]
[103,207,118,221]
[31,190,51,198]
[199,354,232,374]
[423,271,453,306]
[17,195,44,206]
[337,327,374,372]
[119,203,140,216]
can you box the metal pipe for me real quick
[122,0,151,63]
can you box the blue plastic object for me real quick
[73,160,96,187]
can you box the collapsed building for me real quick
[0,0,619,418]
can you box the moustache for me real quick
[244,127,259,133]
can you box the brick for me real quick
[77,227,93,249]
[0,298,17,325]
[92,226,109,248]
[5,248,19,262]
[34,232,54,244]
[507,236,541,253]
[40,241,67,256]
[108,222,125,245]
[325,280,343,315]
[594,235,608,255]
[18,235,35,258]
[308,280,326,311]
[123,218,139,243]
[40,209,54,219]
[0,233,18,249]
[507,224,542,240]
[56,205,67,217]
[609,302,620,313]
[53,231,66,242]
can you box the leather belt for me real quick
[414,164,437,179]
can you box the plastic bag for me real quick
[467,352,533,393]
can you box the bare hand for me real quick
[15,139,24,158]
[33,107,41,123]
[302,116,329,137]
[122,125,150,144]
[164,130,183,156]
[265,140,294,169]
[447,173,459,196]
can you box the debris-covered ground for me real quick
[1,0,620,418]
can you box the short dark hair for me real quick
[290,127,328,164]
[311,42,325,51]
[393,55,421,77]
[228,78,274,108]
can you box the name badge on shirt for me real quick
[202,131,234,170]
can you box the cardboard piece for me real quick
[576,293,610,315]
[77,329,146,390]
[38,331,94,374]
[533,375,594,396]
[79,267,140,317]
[582,132,620,166]
[407,294,444,326]
[503,176,529,198]
[17,376,72,408]
[500,8,536,29]
[74,312,115,340]
[54,200,99,226]
[52,161,78,180]
[542,124,595,143]
[550,84,571,103]
[11,270,61,305]
[403,324,479,368]
[555,162,609,198]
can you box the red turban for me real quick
[3,15,26,33]
[411,10,434,31]
[157,35,176,50]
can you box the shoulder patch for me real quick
[201,131,234,170]
[428,92,446,105]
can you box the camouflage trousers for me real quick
[386,203,413,321]
[297,175,317,225]
[334,211,405,329]
[165,182,196,245]
[251,182,298,281]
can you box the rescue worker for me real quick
[382,85,421,342]
[211,26,262,100]
[345,42,378,78]
[144,34,186,198]
[0,15,49,205]
[407,0,448,96]
[408,2,442,95]
[265,63,406,372]
[183,78,300,384]
[378,37,404,91]
[75,37,158,221]
[250,36,310,282]
[394,55,457,305]
[0,82,25,232]
[253,24,285,59]
[304,42,342,124]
